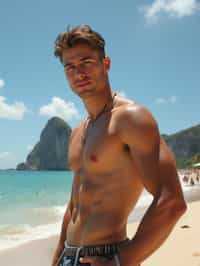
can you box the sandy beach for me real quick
[0,200,199,266]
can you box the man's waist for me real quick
[67,217,128,245]
[64,239,129,257]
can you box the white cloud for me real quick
[155,95,177,104]
[142,0,200,23]
[0,79,5,89]
[39,97,80,121]
[116,90,127,98]
[0,152,14,160]
[155,97,166,104]
[0,96,28,120]
[169,95,177,103]
[27,145,33,152]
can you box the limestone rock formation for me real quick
[17,162,28,170]
[17,117,72,170]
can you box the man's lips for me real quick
[76,80,91,88]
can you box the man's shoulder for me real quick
[113,96,156,128]
[113,96,160,150]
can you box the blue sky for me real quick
[0,0,199,168]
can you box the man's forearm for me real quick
[52,243,64,266]
[51,203,72,266]
[120,195,186,266]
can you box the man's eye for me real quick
[84,60,93,65]
[65,66,74,72]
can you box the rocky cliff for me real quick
[17,119,200,170]
[17,117,72,170]
[162,124,200,158]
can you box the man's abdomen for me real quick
[66,207,127,246]
[66,175,143,245]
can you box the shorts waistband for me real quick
[64,239,129,257]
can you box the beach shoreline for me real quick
[0,170,199,252]
[0,200,199,266]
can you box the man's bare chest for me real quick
[68,118,124,173]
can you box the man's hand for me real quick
[79,256,117,266]
[80,256,140,266]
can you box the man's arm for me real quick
[51,199,72,266]
[116,105,187,266]
[51,126,77,266]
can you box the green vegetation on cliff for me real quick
[162,124,200,168]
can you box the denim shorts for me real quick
[57,241,122,266]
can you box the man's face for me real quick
[62,44,110,98]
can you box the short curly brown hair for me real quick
[54,25,106,63]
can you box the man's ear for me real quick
[104,56,111,71]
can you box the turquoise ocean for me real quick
[0,171,73,250]
[0,170,200,251]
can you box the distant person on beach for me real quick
[196,172,200,183]
[183,175,189,184]
[190,177,195,186]
[52,25,186,266]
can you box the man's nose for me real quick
[76,65,87,80]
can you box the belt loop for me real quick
[114,254,121,266]
[73,247,82,266]
[64,240,69,248]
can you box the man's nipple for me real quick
[90,154,98,162]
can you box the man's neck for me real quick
[83,89,114,121]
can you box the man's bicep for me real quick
[133,138,182,199]
[157,139,183,197]
[117,106,182,198]
[117,106,161,195]
[129,141,161,197]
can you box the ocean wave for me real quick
[0,221,61,251]
[0,205,66,237]
[0,224,32,236]
[25,205,66,222]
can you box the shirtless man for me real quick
[52,25,186,266]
